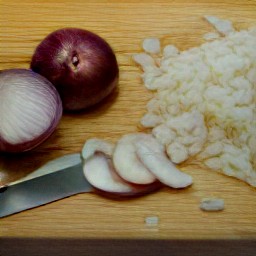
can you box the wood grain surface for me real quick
[0,0,256,248]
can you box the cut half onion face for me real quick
[0,69,63,153]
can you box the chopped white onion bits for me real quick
[142,38,161,54]
[200,198,225,212]
[134,17,256,187]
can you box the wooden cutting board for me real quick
[0,0,256,252]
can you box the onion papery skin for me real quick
[0,69,63,153]
[30,28,119,111]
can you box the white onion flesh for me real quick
[113,133,157,185]
[200,198,225,211]
[0,69,62,153]
[83,153,134,194]
[81,138,115,160]
[136,141,193,188]
[135,17,256,187]
[142,38,161,54]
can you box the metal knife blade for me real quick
[8,153,83,186]
[0,156,93,218]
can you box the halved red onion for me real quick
[0,69,63,153]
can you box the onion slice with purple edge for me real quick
[82,138,162,198]
[0,69,63,153]
[83,153,162,198]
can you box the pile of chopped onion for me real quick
[133,16,256,187]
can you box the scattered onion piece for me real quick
[142,38,161,54]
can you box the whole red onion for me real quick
[0,69,62,153]
[30,28,119,111]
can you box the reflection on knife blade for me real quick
[0,154,93,218]
[8,153,82,186]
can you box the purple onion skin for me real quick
[0,69,63,153]
[31,28,119,111]
[0,128,56,153]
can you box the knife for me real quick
[0,153,93,218]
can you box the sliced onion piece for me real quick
[0,69,62,153]
[83,153,162,198]
[113,133,158,185]
[83,153,133,194]
[135,140,193,188]
[81,138,114,161]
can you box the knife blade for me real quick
[0,154,93,218]
[8,153,83,186]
